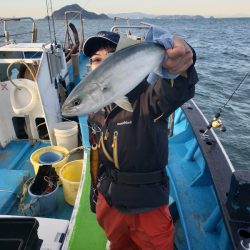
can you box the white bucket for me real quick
[54,121,78,150]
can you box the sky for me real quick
[0,0,249,18]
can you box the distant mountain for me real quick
[108,12,207,20]
[45,4,110,20]
[108,12,157,19]
[155,15,205,19]
[44,6,209,20]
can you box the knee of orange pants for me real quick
[96,193,136,250]
[96,193,174,250]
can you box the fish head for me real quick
[61,76,91,116]
[61,89,85,117]
[61,76,111,117]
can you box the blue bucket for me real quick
[38,151,63,165]
[28,183,58,216]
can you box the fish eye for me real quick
[73,98,81,106]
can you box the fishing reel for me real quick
[204,112,226,135]
[210,113,226,132]
[203,70,250,136]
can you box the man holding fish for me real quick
[62,27,198,250]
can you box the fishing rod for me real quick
[45,0,58,46]
[43,0,91,52]
[203,70,250,135]
[45,0,53,44]
[49,0,57,45]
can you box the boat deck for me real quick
[0,140,73,220]
[65,153,107,250]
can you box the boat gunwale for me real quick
[181,99,248,250]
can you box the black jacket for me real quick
[88,67,198,213]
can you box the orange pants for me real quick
[96,193,174,250]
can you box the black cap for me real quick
[83,31,120,57]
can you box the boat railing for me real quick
[0,17,37,44]
[64,11,84,54]
[111,17,151,40]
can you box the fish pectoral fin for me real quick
[114,97,133,112]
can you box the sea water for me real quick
[1,17,249,169]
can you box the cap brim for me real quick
[83,36,117,57]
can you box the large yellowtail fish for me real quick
[61,42,165,116]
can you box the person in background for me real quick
[84,30,198,250]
